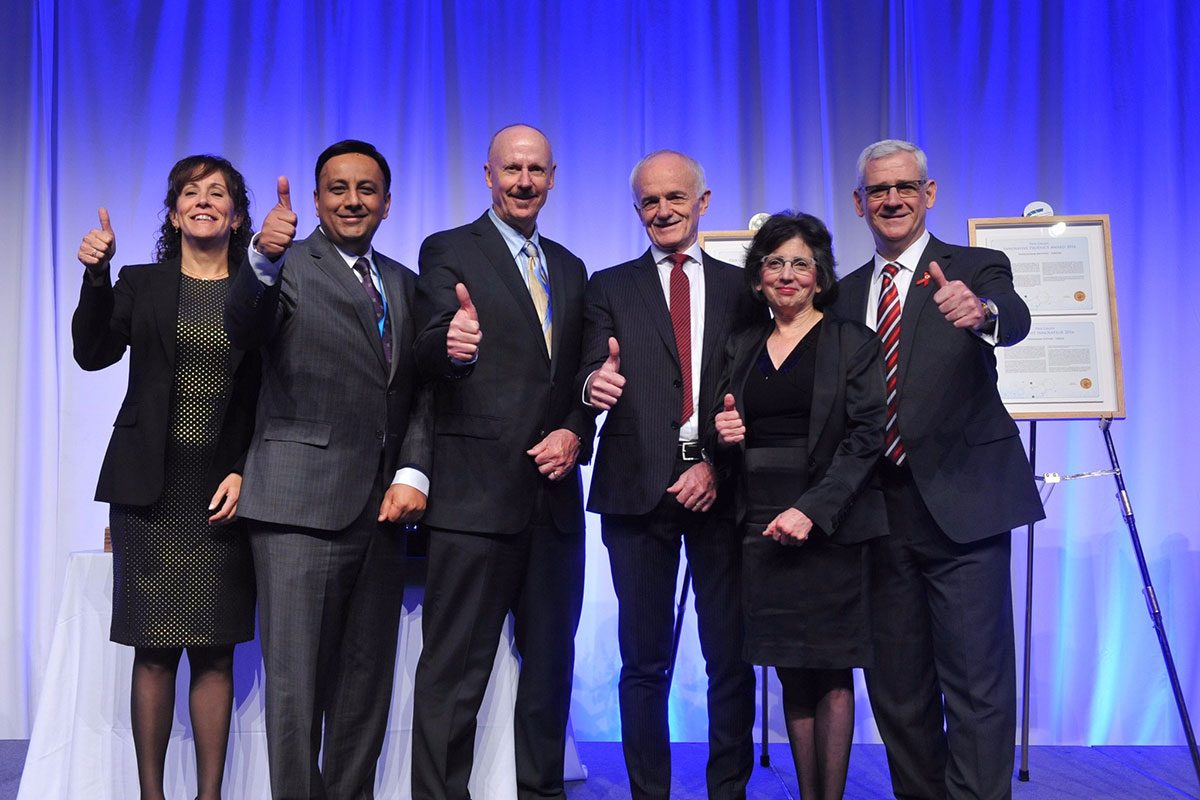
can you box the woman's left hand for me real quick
[208,473,242,525]
[763,508,813,545]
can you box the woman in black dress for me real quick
[72,155,259,800]
[712,212,887,799]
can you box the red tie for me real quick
[668,253,693,424]
[878,263,905,465]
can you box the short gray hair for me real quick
[629,150,708,198]
[856,139,928,185]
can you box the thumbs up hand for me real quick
[447,282,482,362]
[928,261,986,330]
[586,337,625,410]
[255,176,297,260]
[78,208,117,272]
[715,393,745,446]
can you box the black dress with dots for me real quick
[109,275,255,647]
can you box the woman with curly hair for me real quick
[72,154,260,800]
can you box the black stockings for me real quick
[130,645,235,800]
[777,667,855,800]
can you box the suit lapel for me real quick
[543,239,568,377]
[698,253,729,397]
[309,228,389,373]
[842,261,873,323]
[730,322,772,459]
[631,251,678,360]
[471,215,549,365]
[150,260,182,361]
[807,320,837,447]
[378,256,408,383]
[898,237,949,390]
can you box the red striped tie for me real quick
[878,263,905,465]
[668,253,693,424]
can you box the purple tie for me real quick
[353,257,392,369]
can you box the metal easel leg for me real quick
[1099,417,1200,786]
[1019,419,1036,782]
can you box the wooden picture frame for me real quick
[969,215,1124,420]
[698,230,754,268]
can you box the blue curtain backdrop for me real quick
[3,0,1197,744]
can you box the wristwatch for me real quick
[979,297,999,326]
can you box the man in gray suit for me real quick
[225,139,431,800]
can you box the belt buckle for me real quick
[679,440,702,462]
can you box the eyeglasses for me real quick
[760,256,816,274]
[860,179,928,202]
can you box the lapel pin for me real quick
[915,271,931,287]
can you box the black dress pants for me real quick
[601,457,756,800]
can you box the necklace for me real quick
[180,264,230,280]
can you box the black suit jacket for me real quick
[579,249,766,516]
[73,258,260,506]
[224,228,432,531]
[831,235,1044,542]
[710,317,888,544]
[413,212,594,535]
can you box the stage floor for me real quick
[3,740,1197,798]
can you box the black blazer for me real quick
[578,248,766,516]
[710,317,888,544]
[224,228,432,531]
[831,235,1045,542]
[413,212,594,535]
[72,258,259,506]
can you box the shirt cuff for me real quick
[582,369,599,407]
[450,353,478,367]
[391,466,430,496]
[248,234,284,285]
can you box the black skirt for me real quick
[740,444,872,669]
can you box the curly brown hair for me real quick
[153,155,253,263]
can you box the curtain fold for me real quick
[1,0,1196,744]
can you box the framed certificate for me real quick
[969,215,1124,419]
[698,230,754,268]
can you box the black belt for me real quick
[677,440,704,462]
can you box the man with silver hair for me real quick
[834,138,1044,799]
[577,149,763,799]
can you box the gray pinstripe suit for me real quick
[225,227,432,799]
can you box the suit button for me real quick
[670,421,680,430]
[673,379,682,388]
[387,390,396,397]
[539,429,547,438]
[375,430,385,441]
[807,458,817,469]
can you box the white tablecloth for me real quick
[18,551,585,799]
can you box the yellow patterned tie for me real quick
[523,240,552,355]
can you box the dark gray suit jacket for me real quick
[831,235,1044,542]
[578,249,766,516]
[225,227,432,531]
[413,212,593,535]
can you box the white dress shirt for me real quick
[650,242,706,443]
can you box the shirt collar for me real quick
[872,229,931,279]
[488,207,541,260]
[651,241,704,267]
[318,226,376,270]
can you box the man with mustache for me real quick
[576,150,763,799]
[833,139,1044,800]
[409,124,594,800]
[225,139,432,799]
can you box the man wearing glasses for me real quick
[833,139,1044,800]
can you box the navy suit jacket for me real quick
[413,212,594,535]
[831,235,1044,542]
[579,248,765,516]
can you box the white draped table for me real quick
[18,551,585,799]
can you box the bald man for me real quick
[409,124,594,800]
